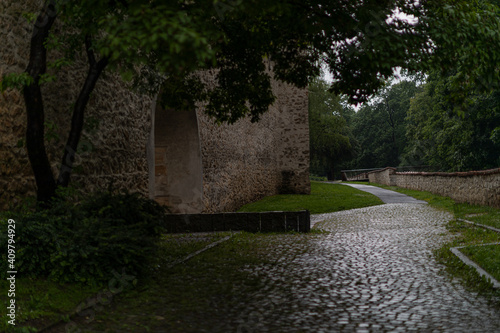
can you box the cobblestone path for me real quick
[231,204,500,332]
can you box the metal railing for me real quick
[340,168,383,181]
[341,166,434,181]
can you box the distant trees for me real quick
[332,73,500,173]
[306,0,500,176]
[308,79,356,180]
[404,72,500,171]
[347,80,422,169]
[401,0,500,171]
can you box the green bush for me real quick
[309,174,327,182]
[0,190,167,286]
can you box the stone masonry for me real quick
[197,77,310,213]
[368,167,500,208]
[0,0,310,212]
[0,0,153,208]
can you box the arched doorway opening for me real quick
[148,101,203,213]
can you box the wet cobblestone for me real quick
[229,204,500,332]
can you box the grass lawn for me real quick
[79,232,272,332]
[0,278,100,332]
[238,181,384,214]
[460,244,500,282]
[18,232,321,332]
[8,181,500,330]
[461,210,500,230]
[3,181,384,331]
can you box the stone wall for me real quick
[198,79,310,213]
[1,0,153,209]
[368,168,500,208]
[1,0,310,212]
[367,167,396,186]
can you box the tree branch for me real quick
[57,37,109,187]
[85,34,96,67]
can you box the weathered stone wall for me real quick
[273,80,310,196]
[1,0,153,209]
[1,0,39,207]
[1,0,310,212]
[368,167,396,186]
[197,79,310,213]
[368,168,500,208]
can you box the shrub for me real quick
[309,174,327,182]
[0,190,167,286]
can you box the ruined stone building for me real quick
[0,1,310,213]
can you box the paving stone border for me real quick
[457,218,500,233]
[450,244,500,289]
[451,218,500,289]
[40,233,240,332]
[162,210,310,233]
[164,233,238,269]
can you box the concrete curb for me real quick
[164,232,238,269]
[450,244,500,289]
[40,233,238,332]
[450,218,500,289]
[457,218,500,233]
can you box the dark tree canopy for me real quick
[2,0,500,204]
[405,71,500,171]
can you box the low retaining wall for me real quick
[163,210,310,233]
[368,168,397,186]
[368,167,500,208]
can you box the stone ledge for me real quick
[367,167,397,175]
[450,219,500,289]
[368,167,500,178]
[451,244,500,289]
[162,210,310,233]
[457,218,500,234]
[394,167,500,177]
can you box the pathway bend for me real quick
[236,203,500,332]
[341,183,427,204]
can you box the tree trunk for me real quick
[23,1,58,205]
[57,36,108,187]
[327,161,335,181]
[23,2,109,205]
